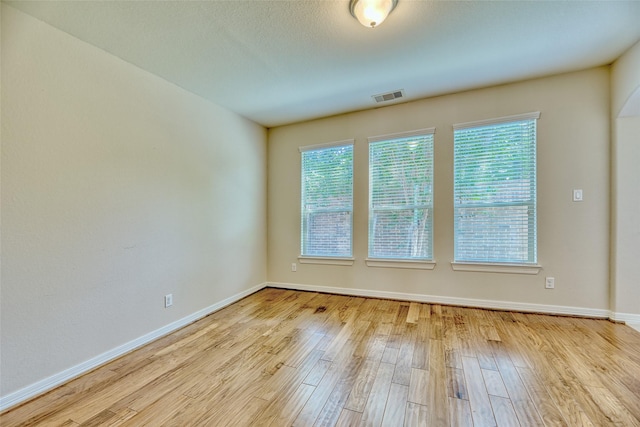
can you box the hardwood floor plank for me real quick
[290,374,336,426]
[468,310,498,371]
[430,304,443,340]
[447,367,468,400]
[335,408,363,427]
[223,397,270,427]
[313,356,364,427]
[322,317,365,362]
[489,342,544,426]
[528,345,619,426]
[0,385,78,426]
[515,366,569,427]
[380,346,399,364]
[445,348,464,370]
[251,363,319,426]
[78,409,119,427]
[303,358,332,387]
[391,323,417,386]
[461,356,496,427]
[585,386,640,427]
[477,309,502,342]
[510,348,593,426]
[292,353,358,426]
[93,407,137,427]
[449,397,474,427]
[407,368,429,406]
[488,312,534,369]
[490,395,520,427]
[454,310,477,359]
[344,358,381,412]
[406,302,420,324]
[443,306,464,371]
[357,362,395,427]
[3,289,640,427]
[380,299,401,324]
[350,321,377,360]
[490,324,588,425]
[281,331,325,368]
[117,393,192,426]
[428,338,451,426]
[405,401,429,427]
[33,356,186,425]
[380,382,408,427]
[411,338,430,370]
[417,306,432,342]
[541,316,640,421]
[256,347,324,402]
[253,383,314,427]
[387,305,409,347]
[482,368,509,398]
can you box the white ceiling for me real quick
[6,0,640,127]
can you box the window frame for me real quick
[451,112,542,274]
[299,139,355,264]
[366,128,436,269]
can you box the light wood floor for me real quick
[2,288,640,426]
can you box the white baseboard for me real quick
[0,283,268,413]
[3,281,633,412]
[609,311,640,327]
[608,311,640,323]
[267,281,611,319]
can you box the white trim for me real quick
[267,282,609,319]
[366,258,436,270]
[299,139,354,153]
[608,311,640,324]
[298,256,355,266]
[453,111,541,130]
[367,127,436,143]
[451,262,542,275]
[0,283,268,412]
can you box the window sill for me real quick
[298,256,355,266]
[366,258,436,270]
[451,262,541,275]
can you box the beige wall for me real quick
[268,68,610,313]
[1,4,267,396]
[611,40,640,317]
[612,39,640,118]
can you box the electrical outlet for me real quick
[165,294,173,308]
[545,277,555,289]
[291,263,297,272]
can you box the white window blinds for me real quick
[301,142,354,257]
[369,130,434,260]
[453,113,539,264]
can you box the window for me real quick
[453,112,539,265]
[300,141,354,258]
[369,129,434,261]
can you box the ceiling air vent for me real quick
[373,89,405,103]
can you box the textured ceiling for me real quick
[6,0,640,127]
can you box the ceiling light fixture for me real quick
[349,0,398,28]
